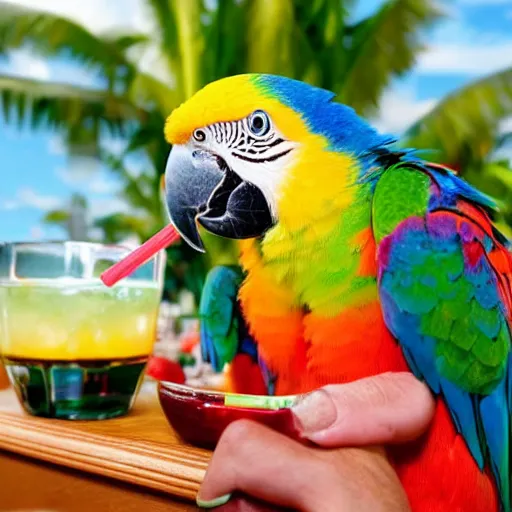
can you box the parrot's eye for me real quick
[193,129,206,142]
[248,110,270,137]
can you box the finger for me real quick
[214,494,293,511]
[290,372,435,446]
[197,419,340,511]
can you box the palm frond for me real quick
[202,0,246,82]
[144,0,180,67]
[101,33,150,53]
[169,0,207,98]
[291,0,349,86]
[403,67,512,165]
[0,2,139,87]
[493,130,512,152]
[128,71,179,114]
[92,213,150,243]
[0,74,145,133]
[339,0,441,114]
[101,149,162,218]
[245,0,296,76]
[43,209,69,225]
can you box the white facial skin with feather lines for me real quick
[186,110,299,220]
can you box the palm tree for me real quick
[2,0,511,298]
[403,67,512,169]
[0,0,443,303]
[403,67,512,239]
[43,192,89,240]
[0,0,443,173]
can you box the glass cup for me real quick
[0,241,165,420]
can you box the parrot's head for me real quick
[164,74,393,252]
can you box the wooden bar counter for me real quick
[0,380,210,511]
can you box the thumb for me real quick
[290,372,435,447]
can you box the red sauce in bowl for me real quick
[158,382,301,449]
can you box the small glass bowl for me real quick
[158,381,300,449]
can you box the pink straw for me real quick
[101,224,181,287]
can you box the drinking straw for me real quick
[101,224,180,287]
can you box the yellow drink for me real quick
[0,278,162,419]
[0,279,161,360]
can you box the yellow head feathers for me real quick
[164,74,315,147]
[163,74,365,235]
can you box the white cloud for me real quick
[372,88,438,135]
[29,225,45,240]
[1,188,61,210]
[415,6,512,77]
[126,42,175,85]
[4,49,51,80]
[88,176,118,194]
[501,117,512,134]
[418,43,512,75]
[47,134,66,155]
[8,0,172,83]
[101,136,128,156]
[55,166,85,184]
[55,167,118,195]
[88,197,135,219]
[9,0,152,34]
[18,188,61,209]
[458,0,511,4]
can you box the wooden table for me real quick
[0,381,211,511]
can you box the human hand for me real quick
[196,372,435,511]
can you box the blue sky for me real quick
[0,0,511,242]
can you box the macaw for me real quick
[162,73,512,512]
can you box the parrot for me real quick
[162,73,512,512]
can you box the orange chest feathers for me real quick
[236,235,409,395]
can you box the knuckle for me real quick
[217,419,261,455]
[386,372,434,410]
[375,373,435,432]
[374,372,422,404]
[362,374,397,406]
[221,418,259,443]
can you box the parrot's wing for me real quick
[373,164,512,511]
[199,265,275,393]
[199,265,245,373]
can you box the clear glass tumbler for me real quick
[0,241,165,420]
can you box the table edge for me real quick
[0,411,210,501]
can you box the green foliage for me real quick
[42,209,70,225]
[404,67,512,242]
[92,213,149,244]
[338,0,442,114]
[463,159,512,240]
[403,67,512,168]
[0,73,139,133]
[0,3,136,81]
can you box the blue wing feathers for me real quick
[377,180,511,511]
[439,376,485,469]
[199,265,245,372]
[199,265,275,393]
[480,372,510,508]
[381,286,441,394]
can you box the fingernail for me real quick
[196,493,232,509]
[291,389,337,435]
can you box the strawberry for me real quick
[180,332,200,354]
[146,356,186,384]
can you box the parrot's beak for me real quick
[164,145,273,252]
